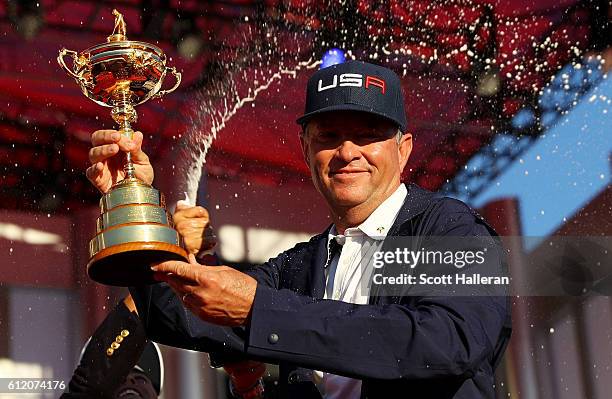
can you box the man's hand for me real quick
[174,202,216,255]
[86,129,154,194]
[225,360,266,398]
[151,254,257,327]
[123,295,137,314]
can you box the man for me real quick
[86,60,511,398]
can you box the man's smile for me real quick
[330,168,370,177]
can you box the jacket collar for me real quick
[309,226,332,299]
[388,183,439,235]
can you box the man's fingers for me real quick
[153,271,194,288]
[175,219,209,245]
[91,130,121,146]
[151,260,187,275]
[151,260,200,282]
[174,207,209,227]
[177,206,209,219]
[85,163,109,193]
[114,131,142,153]
[88,144,119,164]
[128,132,150,164]
[92,131,147,162]
[132,131,143,147]
[154,273,196,301]
[85,163,103,180]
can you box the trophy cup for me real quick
[58,9,187,286]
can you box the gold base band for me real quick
[87,241,188,286]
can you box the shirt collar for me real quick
[358,184,407,239]
[327,184,408,245]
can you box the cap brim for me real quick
[296,104,405,132]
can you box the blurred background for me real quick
[0,0,610,397]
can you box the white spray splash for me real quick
[183,58,321,204]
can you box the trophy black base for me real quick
[87,242,188,286]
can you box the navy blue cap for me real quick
[297,60,407,132]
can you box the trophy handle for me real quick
[58,48,91,88]
[154,67,182,98]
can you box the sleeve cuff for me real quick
[246,284,316,355]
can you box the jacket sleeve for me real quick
[243,199,510,380]
[128,283,245,355]
[61,301,147,398]
[128,253,286,361]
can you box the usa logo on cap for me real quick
[317,73,386,94]
[297,60,407,132]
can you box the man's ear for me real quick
[398,132,413,172]
[299,129,311,166]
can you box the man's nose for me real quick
[335,140,361,162]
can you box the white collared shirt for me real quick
[313,184,408,398]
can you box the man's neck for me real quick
[331,183,402,234]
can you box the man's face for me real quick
[300,111,412,212]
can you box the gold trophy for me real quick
[58,10,187,286]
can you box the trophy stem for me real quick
[123,127,136,179]
[111,87,138,180]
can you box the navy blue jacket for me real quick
[129,183,511,398]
